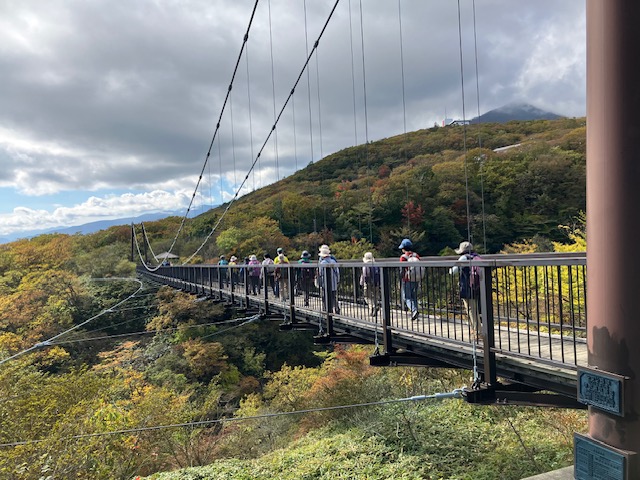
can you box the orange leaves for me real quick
[181,339,228,381]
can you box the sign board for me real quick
[577,367,625,416]
[575,433,633,480]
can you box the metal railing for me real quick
[140,252,587,372]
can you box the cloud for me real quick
[0,190,192,236]
[0,0,586,234]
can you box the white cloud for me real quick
[0,190,192,236]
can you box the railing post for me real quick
[243,265,250,308]
[287,265,296,322]
[230,265,235,306]
[479,265,497,385]
[380,266,393,353]
[352,266,359,305]
[262,269,269,314]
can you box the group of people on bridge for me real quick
[211,238,482,338]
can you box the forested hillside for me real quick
[0,119,587,479]
[143,117,586,263]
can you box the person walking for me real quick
[399,238,420,321]
[450,241,482,341]
[260,253,277,297]
[229,255,238,287]
[360,252,380,317]
[317,244,340,314]
[247,254,262,295]
[273,248,289,298]
[218,254,229,289]
[275,251,290,302]
[297,250,314,306]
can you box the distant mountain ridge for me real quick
[473,103,563,123]
[0,210,188,244]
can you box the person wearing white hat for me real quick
[273,248,289,299]
[247,254,262,295]
[450,241,482,341]
[360,252,380,317]
[317,245,340,314]
[229,255,239,286]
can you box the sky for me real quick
[0,0,586,239]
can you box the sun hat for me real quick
[301,250,310,258]
[318,244,331,257]
[455,241,473,254]
[363,252,374,263]
[398,238,413,250]
[277,247,283,254]
[230,255,237,262]
[249,254,257,261]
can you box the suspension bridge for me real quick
[137,252,587,409]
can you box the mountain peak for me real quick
[473,103,563,123]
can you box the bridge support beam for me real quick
[585,1,640,477]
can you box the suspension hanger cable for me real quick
[304,0,315,165]
[457,0,472,246]
[398,0,411,231]
[292,91,298,171]
[472,0,487,253]
[268,0,280,181]
[140,0,260,267]
[246,43,256,192]
[141,222,159,264]
[358,0,373,243]
[348,0,364,232]
[315,48,324,161]
[348,0,358,145]
[177,0,342,265]
[230,92,238,192]
[218,125,225,204]
[457,0,481,371]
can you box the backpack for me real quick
[263,258,275,275]
[467,253,482,292]
[403,253,424,282]
[365,265,380,286]
[300,262,315,280]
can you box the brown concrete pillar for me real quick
[587,0,640,455]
